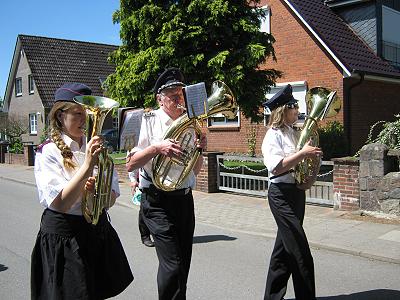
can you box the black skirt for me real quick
[31,209,133,300]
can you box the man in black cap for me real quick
[261,84,321,300]
[126,68,206,299]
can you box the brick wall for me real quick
[332,157,360,211]
[345,78,400,154]
[195,152,223,192]
[4,153,27,165]
[1,145,35,166]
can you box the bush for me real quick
[8,139,24,154]
[363,114,400,150]
[318,121,348,160]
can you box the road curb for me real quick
[0,176,36,187]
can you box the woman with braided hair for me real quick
[31,83,133,299]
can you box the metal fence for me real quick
[217,155,334,206]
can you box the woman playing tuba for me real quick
[31,83,133,299]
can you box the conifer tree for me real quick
[107,0,281,122]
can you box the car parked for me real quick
[101,128,118,153]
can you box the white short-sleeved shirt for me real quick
[131,108,195,189]
[34,133,120,215]
[261,126,299,184]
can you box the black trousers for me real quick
[141,186,195,300]
[264,183,315,300]
[138,201,151,241]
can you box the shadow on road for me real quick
[193,235,237,244]
[287,289,400,300]
[0,264,8,272]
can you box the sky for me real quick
[0,0,121,99]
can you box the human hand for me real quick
[85,136,103,168]
[155,138,183,158]
[130,181,139,194]
[195,134,207,151]
[300,140,323,159]
[85,176,96,193]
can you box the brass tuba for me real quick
[152,81,237,191]
[74,95,120,224]
[294,87,341,184]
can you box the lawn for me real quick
[109,151,127,165]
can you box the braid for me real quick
[48,102,78,170]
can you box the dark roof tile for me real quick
[19,35,118,108]
[288,0,400,78]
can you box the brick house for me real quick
[2,35,118,146]
[205,0,400,156]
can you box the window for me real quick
[112,116,119,129]
[15,77,22,96]
[264,81,308,126]
[28,75,34,94]
[259,5,271,34]
[29,113,38,134]
[208,109,240,127]
[382,6,400,67]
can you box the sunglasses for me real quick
[286,103,299,109]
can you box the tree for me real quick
[0,114,29,153]
[107,0,281,122]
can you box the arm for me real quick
[51,136,103,213]
[272,141,322,176]
[126,139,184,172]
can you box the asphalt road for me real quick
[1,179,400,300]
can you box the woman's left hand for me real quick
[85,176,96,192]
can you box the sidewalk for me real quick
[1,163,400,264]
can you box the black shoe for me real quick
[142,238,155,247]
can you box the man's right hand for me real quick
[155,139,183,158]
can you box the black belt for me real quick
[140,184,192,197]
[269,169,294,180]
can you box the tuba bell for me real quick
[74,95,120,224]
[294,87,341,184]
[152,81,237,191]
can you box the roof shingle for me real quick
[287,0,400,78]
[19,35,119,108]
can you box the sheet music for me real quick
[119,108,144,150]
[184,82,208,119]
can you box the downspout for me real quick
[346,71,364,154]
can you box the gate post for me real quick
[195,151,224,193]
[332,157,360,210]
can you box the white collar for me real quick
[158,108,174,126]
[61,133,85,151]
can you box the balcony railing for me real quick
[383,40,400,68]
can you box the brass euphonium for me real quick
[152,81,237,191]
[294,87,341,184]
[74,95,120,224]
